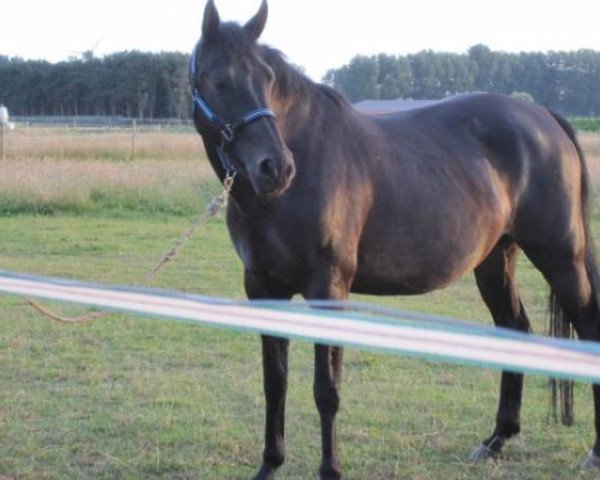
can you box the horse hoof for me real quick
[581,450,600,469]
[252,465,276,480]
[467,443,496,463]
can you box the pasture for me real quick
[1,126,600,479]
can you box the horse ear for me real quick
[244,0,268,41]
[202,0,220,40]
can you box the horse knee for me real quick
[314,380,340,415]
[264,363,287,398]
[262,337,289,399]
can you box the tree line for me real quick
[323,45,600,116]
[1,45,599,118]
[0,51,190,119]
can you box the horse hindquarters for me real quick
[471,110,600,464]
[514,114,600,465]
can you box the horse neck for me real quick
[263,46,360,143]
[272,83,354,148]
[271,84,313,136]
[266,58,321,132]
[272,75,371,170]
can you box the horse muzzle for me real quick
[249,152,296,198]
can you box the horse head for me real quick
[190,0,296,198]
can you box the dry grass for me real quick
[2,126,204,161]
[3,125,599,163]
[0,127,216,215]
[0,127,599,216]
[0,158,212,204]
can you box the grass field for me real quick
[1,127,600,479]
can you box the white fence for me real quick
[13,115,192,129]
[1,269,600,383]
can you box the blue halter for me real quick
[189,47,276,177]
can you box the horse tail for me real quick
[547,110,600,426]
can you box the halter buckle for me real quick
[221,124,235,143]
[223,170,236,192]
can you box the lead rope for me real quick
[25,174,236,324]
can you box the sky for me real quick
[2,0,600,82]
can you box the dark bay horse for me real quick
[190,1,600,478]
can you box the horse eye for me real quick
[213,79,229,92]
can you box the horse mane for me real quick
[261,45,351,111]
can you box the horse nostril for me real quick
[258,158,276,179]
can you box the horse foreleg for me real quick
[246,271,293,480]
[253,335,290,480]
[314,344,344,480]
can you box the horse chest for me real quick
[231,219,314,286]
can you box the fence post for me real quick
[0,123,4,161]
[131,119,137,160]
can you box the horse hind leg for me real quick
[469,237,532,461]
[521,239,600,468]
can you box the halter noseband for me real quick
[189,48,276,178]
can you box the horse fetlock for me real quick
[263,444,285,468]
[495,421,520,439]
[319,459,342,480]
[484,434,507,453]
[253,464,278,480]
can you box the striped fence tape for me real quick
[0,269,599,383]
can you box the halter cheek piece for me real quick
[189,48,276,180]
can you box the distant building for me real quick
[354,98,440,115]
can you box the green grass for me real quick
[571,117,600,132]
[0,213,599,480]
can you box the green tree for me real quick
[469,44,497,91]
[409,50,440,98]
[325,56,379,102]
[377,54,413,99]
